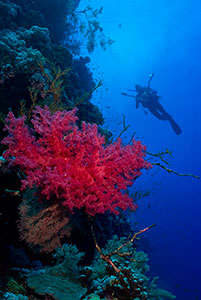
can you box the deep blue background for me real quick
[80,0,201,299]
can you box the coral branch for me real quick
[91,223,155,274]
[152,162,200,179]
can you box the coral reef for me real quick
[0,1,177,300]
[0,0,104,130]
[24,238,175,300]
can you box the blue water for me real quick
[79,0,201,299]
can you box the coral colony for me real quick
[2,106,150,216]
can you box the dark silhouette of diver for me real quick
[121,73,182,135]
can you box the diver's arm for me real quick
[121,92,135,98]
[147,73,154,87]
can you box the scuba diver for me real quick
[121,73,182,135]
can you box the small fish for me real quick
[5,189,20,196]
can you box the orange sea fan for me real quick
[18,202,71,253]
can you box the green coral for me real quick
[52,243,85,280]
[7,279,26,296]
[27,273,86,300]
[27,243,87,300]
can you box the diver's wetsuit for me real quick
[135,86,182,135]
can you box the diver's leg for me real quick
[156,104,182,134]
[156,103,171,119]
[148,107,168,120]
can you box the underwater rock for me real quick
[0,0,22,29]
[76,101,104,126]
[8,246,30,268]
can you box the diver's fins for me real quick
[169,119,182,135]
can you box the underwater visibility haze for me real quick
[0,0,200,299]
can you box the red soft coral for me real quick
[2,106,151,216]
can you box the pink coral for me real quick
[2,106,151,216]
